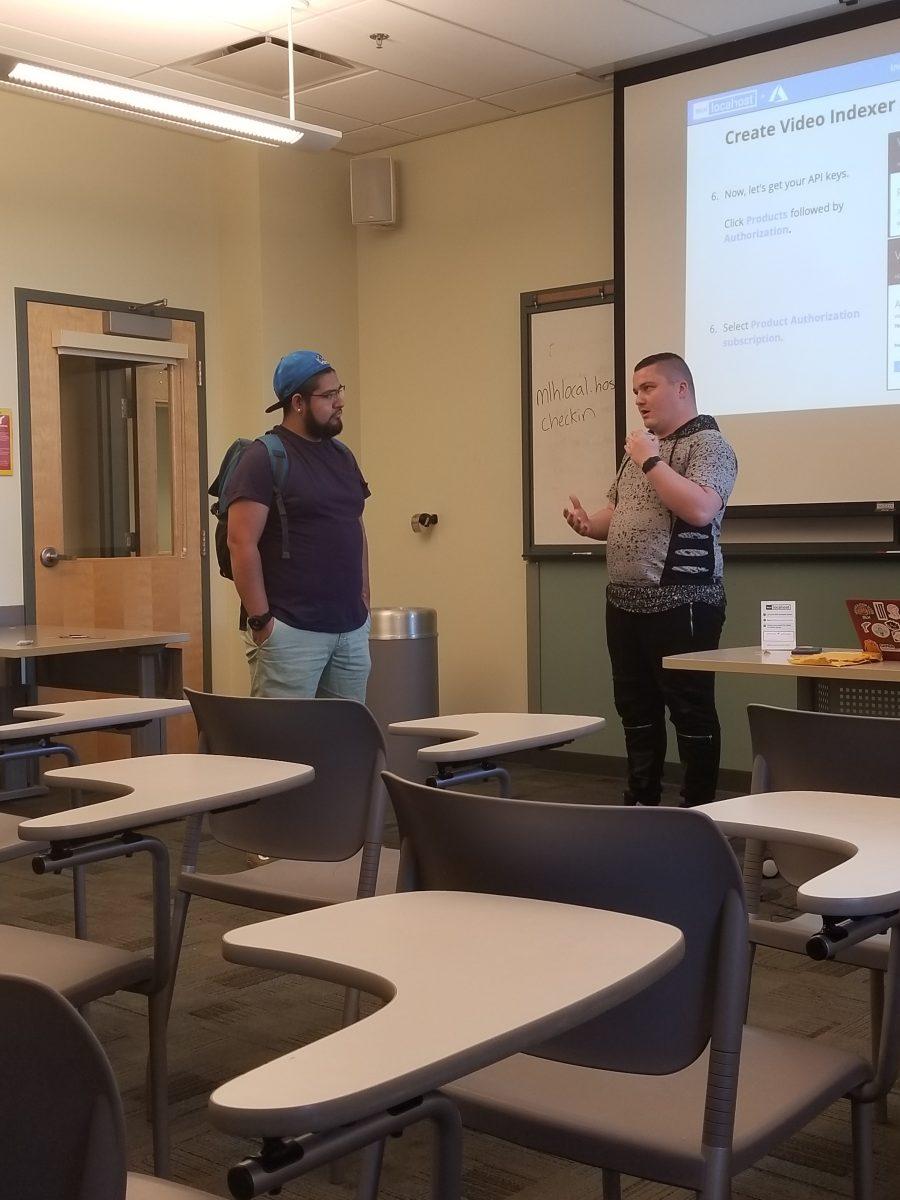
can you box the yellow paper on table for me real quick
[788,649,882,667]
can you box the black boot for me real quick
[622,722,667,806]
[676,727,720,807]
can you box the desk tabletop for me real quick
[18,753,313,840]
[0,626,190,659]
[663,646,900,684]
[388,712,605,762]
[208,890,682,1138]
[0,697,191,741]
[702,790,900,916]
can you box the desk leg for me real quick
[430,763,511,796]
[796,677,817,712]
[130,719,166,758]
[229,1092,462,1200]
[0,658,43,799]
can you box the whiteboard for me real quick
[525,297,618,554]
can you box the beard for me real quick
[304,411,342,439]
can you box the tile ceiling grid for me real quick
[0,0,888,152]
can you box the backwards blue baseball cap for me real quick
[267,349,333,412]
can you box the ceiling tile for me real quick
[271,0,577,96]
[386,99,509,136]
[0,1,258,66]
[134,66,291,115]
[332,122,416,153]
[487,73,612,114]
[297,69,464,122]
[633,1,837,38]
[136,68,369,131]
[287,99,369,131]
[0,21,156,77]
[388,0,703,69]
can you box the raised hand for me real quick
[563,494,592,537]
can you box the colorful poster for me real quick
[0,410,11,476]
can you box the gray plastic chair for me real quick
[744,704,900,1118]
[169,692,397,1018]
[0,843,172,1175]
[379,773,879,1200]
[0,973,214,1200]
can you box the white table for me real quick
[663,645,900,716]
[0,696,192,766]
[703,790,900,918]
[19,753,313,842]
[0,625,189,795]
[0,699,191,937]
[208,890,682,1198]
[703,790,900,958]
[389,712,605,793]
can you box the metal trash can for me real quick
[367,607,439,784]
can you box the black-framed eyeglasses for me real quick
[309,385,345,402]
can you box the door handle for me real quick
[39,546,76,568]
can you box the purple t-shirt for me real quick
[227,426,370,634]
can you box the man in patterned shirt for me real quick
[564,352,737,807]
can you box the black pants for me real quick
[606,600,725,807]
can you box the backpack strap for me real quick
[258,432,291,561]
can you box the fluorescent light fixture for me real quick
[0,52,340,150]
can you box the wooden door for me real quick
[24,300,206,755]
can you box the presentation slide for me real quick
[686,53,900,417]
[622,17,900,510]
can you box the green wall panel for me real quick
[537,555,899,773]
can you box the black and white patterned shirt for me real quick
[605,415,737,614]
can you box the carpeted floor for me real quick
[1,761,897,1198]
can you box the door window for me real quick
[58,356,174,557]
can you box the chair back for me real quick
[0,974,127,1199]
[186,690,387,860]
[384,774,747,1076]
[749,704,900,886]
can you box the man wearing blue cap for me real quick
[225,350,371,700]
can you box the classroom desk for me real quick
[388,712,605,793]
[0,625,189,796]
[19,752,313,842]
[662,645,900,716]
[209,891,683,1199]
[703,790,900,957]
[15,751,312,1178]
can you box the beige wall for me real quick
[2,83,611,710]
[212,139,359,692]
[357,96,613,711]
[0,88,357,694]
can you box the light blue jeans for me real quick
[243,614,371,702]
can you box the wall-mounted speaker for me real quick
[350,156,397,227]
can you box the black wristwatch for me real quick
[247,611,273,631]
[641,455,662,475]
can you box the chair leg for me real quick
[145,889,191,1127]
[851,1098,874,1200]
[163,890,192,1022]
[431,1098,463,1200]
[342,986,362,1027]
[601,1168,621,1200]
[699,1146,732,1200]
[148,989,170,1178]
[356,1139,386,1200]
[72,866,87,939]
[869,970,889,1125]
[68,785,88,939]
[331,979,364,1180]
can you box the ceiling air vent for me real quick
[187,36,358,97]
